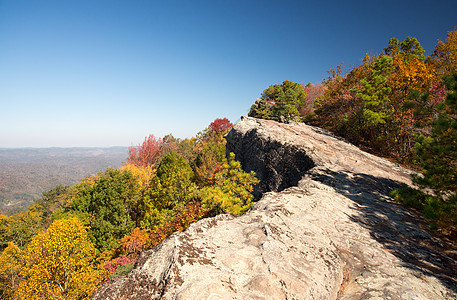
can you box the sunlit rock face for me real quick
[92,117,457,300]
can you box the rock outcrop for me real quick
[92,117,457,299]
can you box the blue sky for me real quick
[1,0,456,147]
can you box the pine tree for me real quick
[351,55,394,126]
[414,74,457,225]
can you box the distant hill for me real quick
[0,147,128,215]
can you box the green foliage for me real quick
[33,185,70,226]
[411,74,457,229]
[71,169,140,252]
[109,262,135,279]
[351,55,394,126]
[249,100,274,120]
[391,185,453,228]
[384,36,425,61]
[200,153,259,216]
[415,75,457,195]
[140,152,197,229]
[390,185,427,210]
[249,80,306,122]
[0,207,43,251]
[155,151,196,209]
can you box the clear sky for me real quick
[1,0,456,147]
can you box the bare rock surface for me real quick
[92,117,457,299]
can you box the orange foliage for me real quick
[389,54,437,94]
[117,228,149,256]
[146,202,207,249]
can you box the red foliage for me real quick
[429,82,447,105]
[300,84,324,116]
[127,134,163,167]
[102,255,136,274]
[209,118,233,133]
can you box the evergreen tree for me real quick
[351,55,394,126]
[414,74,457,225]
[384,36,425,61]
[248,80,306,122]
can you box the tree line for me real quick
[249,30,457,234]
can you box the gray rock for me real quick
[92,117,457,299]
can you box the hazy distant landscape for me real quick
[0,147,128,215]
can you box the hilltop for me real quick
[92,117,457,299]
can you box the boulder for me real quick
[92,117,457,299]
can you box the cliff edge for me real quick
[92,117,457,299]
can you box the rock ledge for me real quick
[92,117,457,300]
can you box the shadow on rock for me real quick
[312,170,457,293]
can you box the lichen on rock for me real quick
[92,117,457,300]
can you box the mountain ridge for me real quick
[92,117,457,299]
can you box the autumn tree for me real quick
[309,56,375,141]
[127,134,163,167]
[209,117,233,133]
[0,242,22,299]
[0,207,43,251]
[119,164,155,193]
[430,29,457,77]
[17,217,106,300]
[299,83,324,116]
[191,118,233,186]
[146,201,207,248]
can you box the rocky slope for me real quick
[92,117,457,299]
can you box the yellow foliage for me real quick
[119,163,155,191]
[431,29,457,77]
[17,217,107,300]
[200,153,259,216]
[0,242,22,299]
[79,174,100,187]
